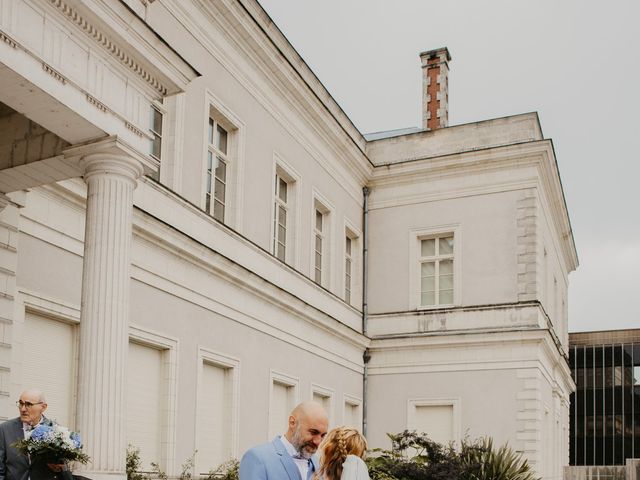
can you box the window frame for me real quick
[313,209,324,284]
[128,325,179,475]
[409,224,461,309]
[271,155,300,267]
[419,234,454,307]
[202,91,246,230]
[149,102,164,162]
[206,117,229,222]
[269,370,300,439]
[343,219,362,307]
[310,383,334,424]
[342,394,363,430]
[310,192,333,288]
[195,347,240,472]
[407,397,461,445]
[147,100,166,182]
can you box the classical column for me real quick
[74,145,144,480]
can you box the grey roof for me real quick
[363,126,421,141]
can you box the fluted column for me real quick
[76,152,143,480]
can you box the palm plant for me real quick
[460,437,539,480]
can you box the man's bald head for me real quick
[285,401,329,459]
[18,389,47,426]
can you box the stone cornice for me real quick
[47,0,198,96]
[235,0,365,145]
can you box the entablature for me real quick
[0,0,198,151]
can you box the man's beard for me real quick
[291,424,316,459]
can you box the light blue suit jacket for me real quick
[239,436,319,480]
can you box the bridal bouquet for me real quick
[12,421,90,465]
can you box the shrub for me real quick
[365,431,539,480]
[204,459,239,480]
[126,445,148,480]
[460,437,538,480]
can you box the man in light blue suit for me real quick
[239,401,329,480]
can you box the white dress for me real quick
[340,454,370,480]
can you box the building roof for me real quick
[570,328,640,345]
[364,127,422,141]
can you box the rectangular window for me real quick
[343,398,362,430]
[197,362,232,472]
[196,350,239,474]
[345,236,353,303]
[23,312,77,428]
[269,371,299,439]
[407,398,460,445]
[420,235,454,306]
[128,327,178,475]
[273,175,288,262]
[206,118,228,222]
[314,210,324,284]
[311,384,334,424]
[127,342,163,470]
[148,103,163,182]
[150,105,163,161]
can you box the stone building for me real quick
[0,1,577,480]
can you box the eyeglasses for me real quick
[16,400,44,409]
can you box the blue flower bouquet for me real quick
[12,422,90,465]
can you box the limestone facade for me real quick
[0,1,577,480]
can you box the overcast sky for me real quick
[258,0,640,333]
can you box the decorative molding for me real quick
[407,397,461,444]
[86,94,108,113]
[0,30,17,49]
[125,121,145,138]
[42,62,67,84]
[517,188,539,302]
[47,0,168,95]
[515,369,542,469]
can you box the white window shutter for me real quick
[126,342,163,470]
[23,313,76,428]
[196,363,230,474]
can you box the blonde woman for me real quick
[316,426,370,480]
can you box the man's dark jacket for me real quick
[0,417,73,480]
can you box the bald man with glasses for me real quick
[0,389,71,480]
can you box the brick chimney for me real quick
[420,47,451,131]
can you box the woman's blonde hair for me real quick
[316,426,368,480]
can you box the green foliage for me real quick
[204,459,239,480]
[365,431,539,480]
[461,437,538,480]
[179,450,197,480]
[150,462,168,480]
[126,445,148,480]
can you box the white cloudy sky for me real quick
[258,0,640,333]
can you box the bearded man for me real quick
[239,401,329,480]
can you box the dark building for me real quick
[569,329,640,465]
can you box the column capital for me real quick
[64,135,156,182]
